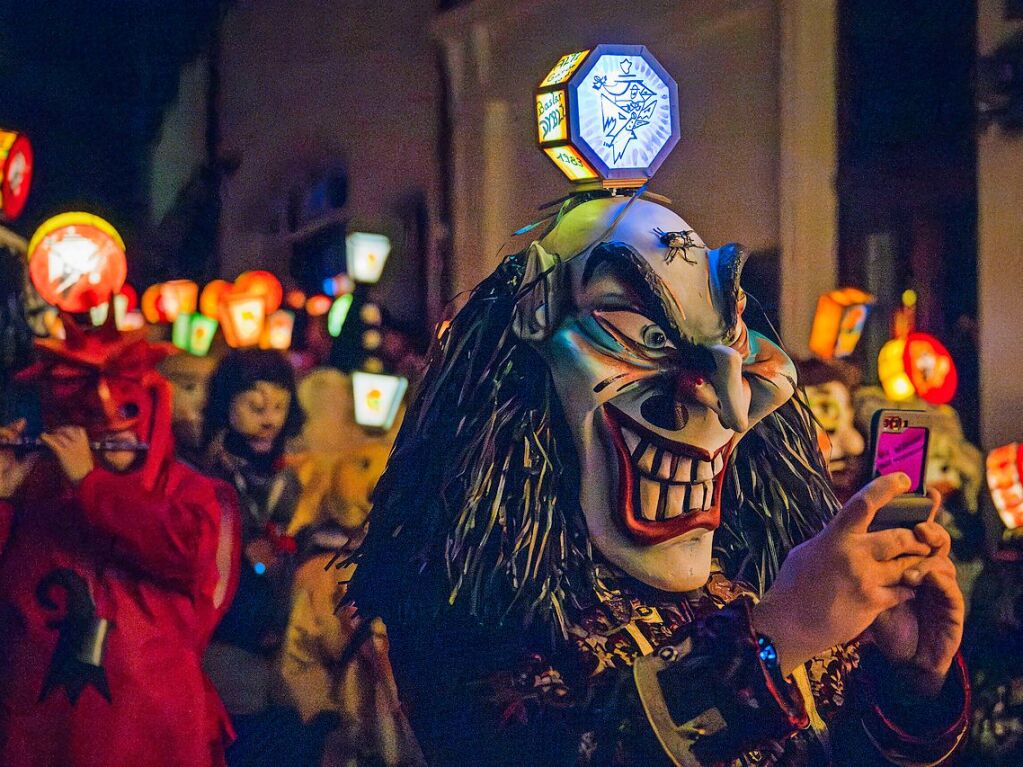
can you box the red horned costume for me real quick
[0,315,241,767]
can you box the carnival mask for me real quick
[160,353,217,457]
[805,379,865,501]
[515,197,796,591]
[228,381,291,455]
[16,315,175,488]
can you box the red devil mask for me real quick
[16,312,176,491]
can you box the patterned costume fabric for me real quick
[387,564,969,767]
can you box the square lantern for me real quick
[172,312,219,357]
[160,280,199,322]
[536,45,680,188]
[346,232,391,284]
[260,310,295,350]
[808,288,875,359]
[988,444,1023,530]
[219,292,265,348]
[352,371,408,431]
[90,293,128,328]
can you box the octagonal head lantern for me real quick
[536,44,679,188]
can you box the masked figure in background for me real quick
[795,358,866,504]
[278,439,423,767]
[199,348,311,766]
[160,351,219,466]
[350,195,968,767]
[0,315,240,767]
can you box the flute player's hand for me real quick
[0,419,39,499]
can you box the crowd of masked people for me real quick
[0,316,425,767]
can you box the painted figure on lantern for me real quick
[349,195,969,766]
[0,315,240,767]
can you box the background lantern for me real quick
[327,293,354,338]
[0,129,33,220]
[219,292,265,348]
[346,232,391,284]
[27,212,127,313]
[285,289,306,310]
[261,310,295,350]
[536,44,680,188]
[234,270,283,313]
[904,332,957,405]
[160,280,199,322]
[141,283,165,324]
[305,294,332,317]
[90,293,128,328]
[987,443,1023,530]
[199,279,232,318]
[808,287,875,359]
[352,371,408,430]
[877,338,915,401]
[172,312,219,357]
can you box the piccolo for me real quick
[0,436,150,452]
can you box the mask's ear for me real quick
[512,241,563,342]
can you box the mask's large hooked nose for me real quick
[707,345,751,433]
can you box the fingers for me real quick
[831,473,912,534]
[876,584,917,610]
[874,554,932,585]
[926,487,942,523]
[868,527,933,561]
[913,520,952,557]
[0,418,27,441]
[902,553,957,586]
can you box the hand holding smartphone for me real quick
[866,409,936,532]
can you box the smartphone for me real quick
[866,409,935,532]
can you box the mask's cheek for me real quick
[743,331,797,428]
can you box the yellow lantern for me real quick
[219,292,266,348]
[808,287,875,359]
[160,280,199,322]
[261,310,295,350]
[877,338,915,401]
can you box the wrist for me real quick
[751,597,812,675]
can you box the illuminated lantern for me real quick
[172,312,219,357]
[0,129,33,220]
[904,332,957,405]
[261,310,295,350]
[234,270,283,313]
[199,279,232,318]
[219,292,265,348]
[877,339,915,402]
[352,371,408,430]
[346,232,391,284]
[141,283,165,324]
[27,212,127,312]
[327,293,354,338]
[89,293,128,328]
[987,444,1023,530]
[119,283,138,312]
[535,45,680,188]
[120,311,145,331]
[808,287,875,359]
[305,294,332,317]
[285,289,307,310]
[160,280,199,322]
[323,273,354,297]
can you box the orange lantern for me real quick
[285,289,307,310]
[0,129,33,221]
[305,294,332,317]
[988,444,1023,530]
[200,279,232,318]
[159,280,199,322]
[877,338,915,402]
[141,283,165,324]
[234,270,283,313]
[27,212,127,313]
[904,332,957,405]
[808,287,874,360]
[261,310,295,350]
[219,292,266,348]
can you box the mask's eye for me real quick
[593,310,676,355]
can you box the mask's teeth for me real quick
[639,477,661,521]
[655,448,672,480]
[664,482,688,519]
[622,428,641,455]
[712,453,724,476]
[672,457,692,483]
[688,482,707,511]
[693,458,714,482]
[636,444,656,475]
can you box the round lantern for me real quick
[305,294,332,317]
[27,212,127,313]
[285,289,307,310]
[0,129,33,220]
[904,332,957,405]
[200,279,232,318]
[234,270,283,313]
[141,283,165,324]
[160,280,199,322]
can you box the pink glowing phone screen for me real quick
[873,426,928,494]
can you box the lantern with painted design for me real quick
[988,444,1023,530]
[0,129,33,220]
[219,292,266,348]
[261,310,295,350]
[352,371,408,431]
[346,232,391,284]
[160,280,199,322]
[172,312,219,357]
[808,287,874,359]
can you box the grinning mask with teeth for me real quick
[514,197,797,591]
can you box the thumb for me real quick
[831,472,912,534]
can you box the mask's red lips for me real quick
[603,404,732,545]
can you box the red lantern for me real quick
[904,332,957,405]
[234,270,283,314]
[0,129,33,220]
[988,444,1023,530]
[27,212,127,313]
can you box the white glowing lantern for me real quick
[346,232,391,284]
[352,371,408,430]
[89,293,128,328]
[261,310,295,350]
